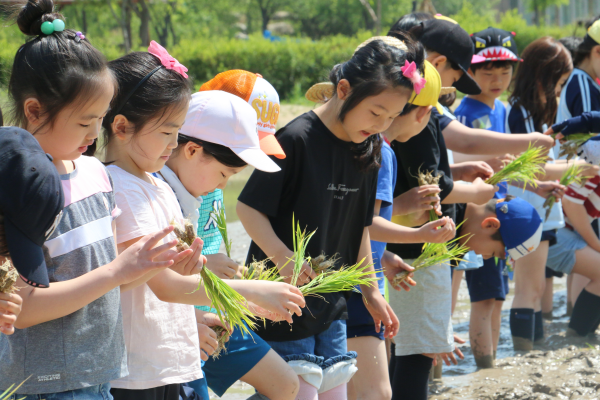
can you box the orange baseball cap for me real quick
[199,70,286,159]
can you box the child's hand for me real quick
[544,126,564,141]
[247,301,287,322]
[393,185,441,216]
[423,336,465,366]
[363,289,399,338]
[0,292,22,335]
[381,250,416,291]
[205,253,239,279]
[452,161,494,182]
[115,226,193,285]
[417,216,456,244]
[533,180,565,200]
[470,178,497,205]
[197,322,221,361]
[240,280,305,324]
[485,154,516,173]
[532,131,557,150]
[271,249,317,286]
[169,237,207,276]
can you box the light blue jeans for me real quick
[8,383,112,400]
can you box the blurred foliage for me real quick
[0,0,591,100]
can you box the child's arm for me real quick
[442,120,554,155]
[14,226,180,329]
[562,198,600,253]
[442,178,497,205]
[546,111,600,141]
[359,226,399,339]
[146,268,305,323]
[371,200,456,244]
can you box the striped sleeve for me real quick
[567,76,600,116]
[565,175,600,205]
[507,105,534,134]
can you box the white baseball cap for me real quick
[180,91,280,172]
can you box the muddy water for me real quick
[214,223,600,399]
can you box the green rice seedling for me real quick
[241,257,284,282]
[543,163,590,221]
[212,208,232,258]
[171,219,256,355]
[290,218,377,296]
[485,144,546,187]
[1,379,27,400]
[417,169,441,222]
[0,260,18,294]
[290,216,316,287]
[392,235,470,286]
[300,257,378,297]
[557,134,596,161]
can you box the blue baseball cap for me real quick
[0,127,64,288]
[495,196,543,261]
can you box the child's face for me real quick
[590,45,600,79]
[472,65,512,99]
[124,104,187,174]
[31,72,114,162]
[463,216,506,260]
[175,144,246,198]
[539,71,571,105]
[341,87,410,144]
[387,106,432,142]
[428,53,464,87]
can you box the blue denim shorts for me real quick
[547,227,588,275]
[267,319,347,360]
[465,258,509,302]
[9,383,112,400]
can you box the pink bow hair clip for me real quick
[401,60,426,95]
[148,40,189,79]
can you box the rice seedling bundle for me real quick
[417,169,441,222]
[392,235,470,286]
[543,163,590,221]
[290,217,377,297]
[171,219,256,355]
[241,257,283,282]
[212,208,232,258]
[557,133,596,161]
[0,260,18,294]
[210,325,229,358]
[485,144,546,187]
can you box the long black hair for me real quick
[97,51,192,155]
[8,0,113,131]
[328,32,425,171]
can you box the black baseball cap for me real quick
[0,127,64,288]
[412,17,482,95]
[471,27,521,63]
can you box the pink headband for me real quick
[401,60,426,95]
[148,40,188,79]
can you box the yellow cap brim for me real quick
[434,102,444,114]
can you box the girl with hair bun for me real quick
[0,0,191,398]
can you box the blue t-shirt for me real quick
[455,97,506,133]
[197,189,224,255]
[369,141,397,295]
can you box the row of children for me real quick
[1,0,600,400]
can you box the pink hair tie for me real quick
[148,40,188,79]
[401,60,426,95]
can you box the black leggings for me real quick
[389,352,433,400]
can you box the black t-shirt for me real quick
[238,111,378,341]
[387,114,455,260]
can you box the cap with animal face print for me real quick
[471,27,521,64]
